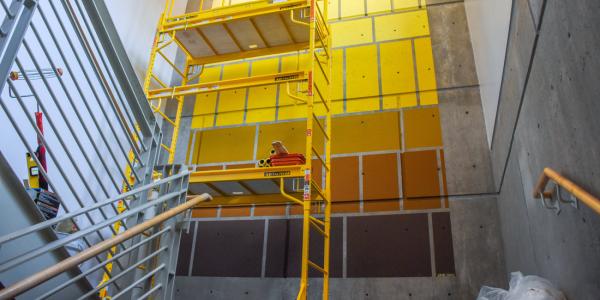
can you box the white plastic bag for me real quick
[477,272,566,300]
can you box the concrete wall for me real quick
[175,196,506,300]
[173,2,508,299]
[464,0,512,145]
[491,0,600,298]
[0,149,90,298]
[105,0,186,86]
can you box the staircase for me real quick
[0,0,196,299]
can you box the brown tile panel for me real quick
[220,206,251,217]
[264,218,287,277]
[440,149,450,207]
[363,199,400,212]
[432,212,455,275]
[331,156,360,201]
[403,197,443,210]
[289,205,303,215]
[191,208,218,218]
[265,218,343,278]
[175,222,196,276]
[362,153,400,200]
[347,214,431,277]
[329,217,344,277]
[253,205,287,216]
[195,165,223,171]
[312,159,323,189]
[192,220,264,277]
[225,163,256,169]
[401,150,443,209]
[440,149,448,196]
[332,202,360,213]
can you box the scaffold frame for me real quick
[143,0,332,299]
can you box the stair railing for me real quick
[533,167,600,215]
[0,169,210,300]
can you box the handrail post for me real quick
[533,167,600,215]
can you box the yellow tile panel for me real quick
[331,18,373,47]
[278,54,309,120]
[331,49,344,101]
[247,58,279,123]
[313,60,330,117]
[380,41,415,94]
[367,0,391,14]
[199,65,222,82]
[382,94,417,110]
[346,44,379,101]
[326,0,339,19]
[229,0,254,4]
[216,62,249,126]
[256,121,306,158]
[221,61,249,79]
[190,131,201,164]
[247,87,277,123]
[216,90,245,126]
[280,53,308,72]
[192,93,218,128]
[332,99,344,115]
[380,40,418,109]
[374,10,429,42]
[191,66,222,129]
[340,0,365,18]
[403,107,443,149]
[196,126,256,164]
[414,37,439,105]
[393,0,420,11]
[346,97,379,113]
[331,112,401,154]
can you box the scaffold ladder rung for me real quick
[310,180,327,201]
[312,112,330,141]
[309,221,328,237]
[308,260,328,275]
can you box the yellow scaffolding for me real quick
[143,0,333,299]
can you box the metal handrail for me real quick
[0,170,189,246]
[533,167,600,215]
[0,193,212,300]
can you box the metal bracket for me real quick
[540,183,580,215]
[555,184,579,209]
[539,190,561,215]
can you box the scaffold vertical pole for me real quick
[297,0,317,299]
[167,61,189,164]
[322,0,332,297]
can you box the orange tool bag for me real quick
[270,153,306,166]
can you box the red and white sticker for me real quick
[307,72,313,96]
[303,169,311,200]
